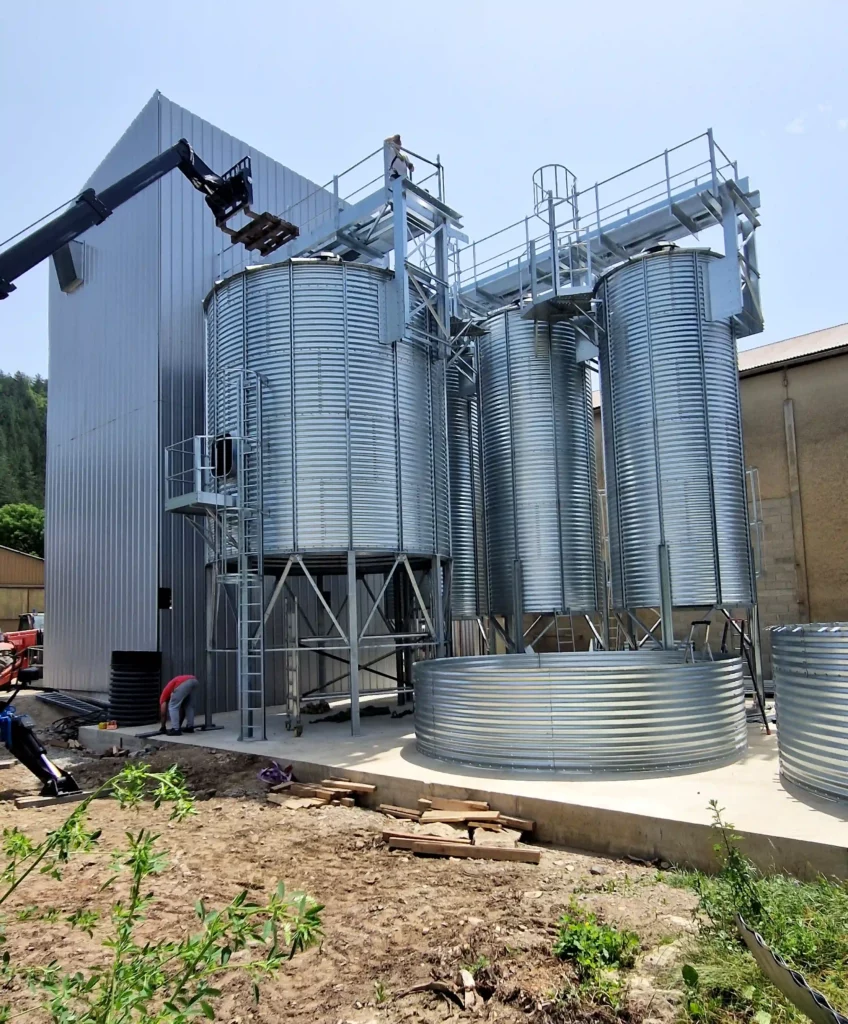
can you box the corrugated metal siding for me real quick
[0,547,44,587]
[479,312,602,615]
[598,248,754,609]
[47,92,339,703]
[46,97,161,693]
[414,651,747,773]
[156,97,340,708]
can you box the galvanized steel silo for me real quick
[772,624,848,802]
[205,258,450,564]
[447,365,488,618]
[597,245,754,609]
[478,310,602,615]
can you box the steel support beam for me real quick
[347,550,360,736]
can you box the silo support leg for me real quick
[347,550,360,736]
[658,544,674,650]
[432,556,446,659]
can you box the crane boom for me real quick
[0,139,298,299]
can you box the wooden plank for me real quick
[266,793,290,806]
[378,804,421,820]
[0,761,16,770]
[428,797,490,812]
[381,829,470,844]
[289,783,334,801]
[16,791,91,810]
[420,810,500,824]
[327,778,377,793]
[469,821,502,831]
[496,814,535,833]
[417,798,432,811]
[388,837,540,864]
[340,797,355,807]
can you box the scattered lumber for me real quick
[289,783,335,801]
[326,778,377,794]
[428,797,489,812]
[16,791,91,810]
[469,821,502,831]
[388,836,540,864]
[420,810,500,824]
[0,761,16,770]
[340,797,356,807]
[496,814,534,833]
[379,804,420,820]
[381,828,470,845]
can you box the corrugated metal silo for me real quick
[446,365,488,618]
[597,245,754,609]
[205,258,450,566]
[478,310,602,615]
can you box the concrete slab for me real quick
[80,710,848,880]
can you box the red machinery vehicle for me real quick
[0,628,42,689]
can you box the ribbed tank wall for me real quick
[598,247,754,609]
[205,260,450,562]
[479,311,602,615]
[447,366,488,618]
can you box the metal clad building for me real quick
[47,92,337,698]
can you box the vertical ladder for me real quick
[555,613,576,652]
[215,369,266,741]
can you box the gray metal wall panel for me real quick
[47,92,338,703]
[156,97,339,704]
[46,97,161,694]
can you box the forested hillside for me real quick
[0,371,47,508]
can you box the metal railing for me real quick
[451,130,739,304]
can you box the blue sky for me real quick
[1,0,846,376]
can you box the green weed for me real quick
[552,901,640,1007]
[670,800,848,1023]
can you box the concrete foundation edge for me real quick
[77,727,847,880]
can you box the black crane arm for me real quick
[0,139,298,299]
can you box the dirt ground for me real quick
[0,695,697,1023]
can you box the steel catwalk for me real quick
[478,311,602,615]
[414,651,747,773]
[597,246,754,609]
[772,624,848,803]
[205,259,450,565]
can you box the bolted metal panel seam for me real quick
[772,624,848,803]
[414,651,747,773]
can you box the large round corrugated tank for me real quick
[597,246,754,609]
[447,365,487,618]
[479,310,602,615]
[205,259,450,567]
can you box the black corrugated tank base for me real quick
[109,651,161,727]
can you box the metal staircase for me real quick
[165,368,267,741]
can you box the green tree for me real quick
[0,370,47,508]
[0,502,44,556]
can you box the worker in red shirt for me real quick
[159,674,201,736]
